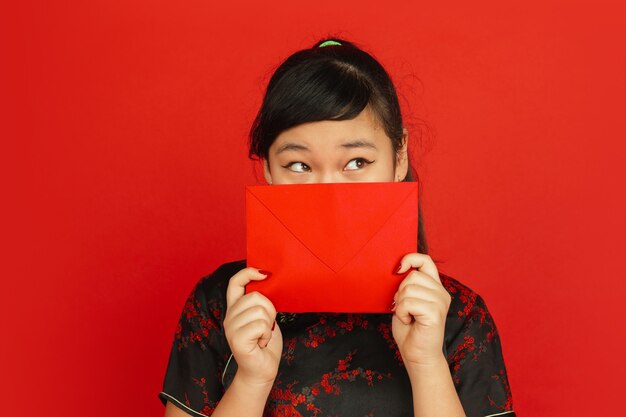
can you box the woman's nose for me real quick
[315,171,342,184]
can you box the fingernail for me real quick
[258,269,272,278]
[395,264,402,274]
[271,321,276,331]
[390,300,396,312]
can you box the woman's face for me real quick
[263,107,409,185]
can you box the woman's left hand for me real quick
[392,253,451,369]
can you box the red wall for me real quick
[3,1,625,416]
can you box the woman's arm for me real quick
[212,267,282,417]
[210,374,274,416]
[165,268,280,417]
[163,375,275,417]
[392,253,466,417]
[405,356,466,417]
[164,401,196,417]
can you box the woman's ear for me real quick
[263,158,273,185]
[395,129,409,182]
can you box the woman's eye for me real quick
[284,162,311,173]
[345,158,373,171]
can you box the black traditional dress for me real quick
[159,260,515,417]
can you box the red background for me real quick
[2,1,625,416]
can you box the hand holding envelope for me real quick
[246,182,418,313]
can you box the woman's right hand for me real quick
[223,267,282,387]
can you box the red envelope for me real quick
[246,182,418,313]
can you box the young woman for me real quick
[159,38,515,417]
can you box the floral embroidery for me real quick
[175,280,225,351]
[282,337,299,365]
[300,314,369,349]
[160,262,515,417]
[376,322,404,367]
[191,376,218,414]
[448,335,477,383]
[488,369,514,412]
[442,275,481,321]
[267,351,391,417]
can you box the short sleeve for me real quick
[158,261,245,416]
[443,275,516,417]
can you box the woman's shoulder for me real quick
[188,259,247,301]
[439,271,495,329]
[196,259,246,292]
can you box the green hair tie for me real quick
[319,40,342,47]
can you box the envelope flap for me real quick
[247,182,417,272]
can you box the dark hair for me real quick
[248,38,429,254]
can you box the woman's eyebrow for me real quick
[340,139,378,150]
[275,143,310,154]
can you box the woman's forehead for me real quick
[270,109,390,153]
